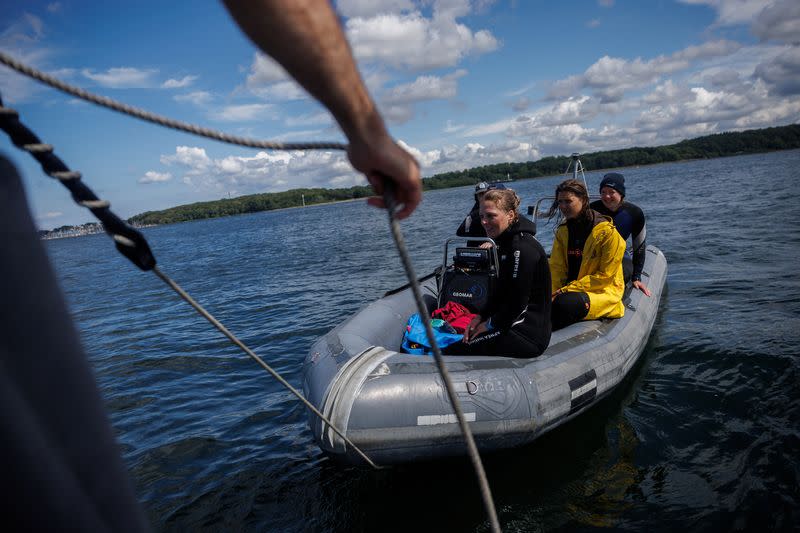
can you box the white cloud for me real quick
[754,45,800,95]
[139,171,172,184]
[511,96,530,111]
[174,91,212,106]
[156,146,367,194]
[381,103,416,124]
[336,0,415,18]
[39,210,63,220]
[0,15,52,103]
[444,120,465,133]
[752,0,800,44]
[47,3,62,13]
[678,0,776,26]
[246,52,288,85]
[284,111,333,127]
[161,75,197,89]
[208,103,275,122]
[245,52,306,100]
[345,9,500,71]
[24,13,45,39]
[399,139,541,175]
[382,69,466,103]
[460,117,516,138]
[161,146,212,174]
[81,67,158,88]
[270,129,329,141]
[546,40,741,102]
[377,68,470,122]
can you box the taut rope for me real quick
[0,51,345,151]
[0,51,501,532]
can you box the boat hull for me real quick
[303,246,667,464]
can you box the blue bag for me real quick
[401,313,463,355]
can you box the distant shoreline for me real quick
[41,124,800,237]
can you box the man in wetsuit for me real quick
[590,172,651,296]
[1,1,420,530]
[456,182,506,242]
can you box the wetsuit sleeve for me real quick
[563,226,626,294]
[456,203,480,237]
[630,205,647,282]
[549,226,568,293]
[490,234,540,330]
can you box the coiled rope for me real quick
[0,51,500,532]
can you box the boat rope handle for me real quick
[0,51,345,151]
[0,51,500,530]
[383,181,500,533]
[0,94,379,471]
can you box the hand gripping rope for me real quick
[0,51,500,532]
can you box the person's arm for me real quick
[549,226,568,295]
[490,235,539,329]
[222,0,421,219]
[629,205,651,296]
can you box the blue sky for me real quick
[1,0,798,229]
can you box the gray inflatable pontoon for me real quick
[303,244,667,465]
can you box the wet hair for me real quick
[481,188,520,223]
[548,178,591,221]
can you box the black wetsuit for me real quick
[590,200,647,283]
[456,201,488,246]
[444,216,551,357]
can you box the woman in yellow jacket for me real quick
[549,179,627,330]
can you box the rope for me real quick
[0,94,379,470]
[0,51,346,151]
[0,52,502,528]
[383,182,500,533]
[152,266,380,469]
[0,97,156,270]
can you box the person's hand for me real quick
[633,280,651,297]
[464,317,487,343]
[479,241,493,249]
[347,121,421,219]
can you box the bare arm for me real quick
[222,0,421,218]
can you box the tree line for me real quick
[128,124,800,226]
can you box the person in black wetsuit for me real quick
[444,188,551,357]
[589,172,651,296]
[455,182,506,240]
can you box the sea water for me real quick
[45,150,800,531]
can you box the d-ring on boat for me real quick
[302,172,667,465]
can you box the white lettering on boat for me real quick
[570,379,597,401]
[417,412,477,426]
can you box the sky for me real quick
[1,0,798,229]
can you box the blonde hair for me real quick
[481,189,520,223]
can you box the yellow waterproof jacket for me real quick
[549,217,627,320]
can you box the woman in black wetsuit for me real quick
[444,188,551,358]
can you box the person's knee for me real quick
[551,292,589,330]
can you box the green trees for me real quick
[127,124,800,226]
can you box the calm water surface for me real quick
[46,151,800,531]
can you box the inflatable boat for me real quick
[302,214,667,465]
